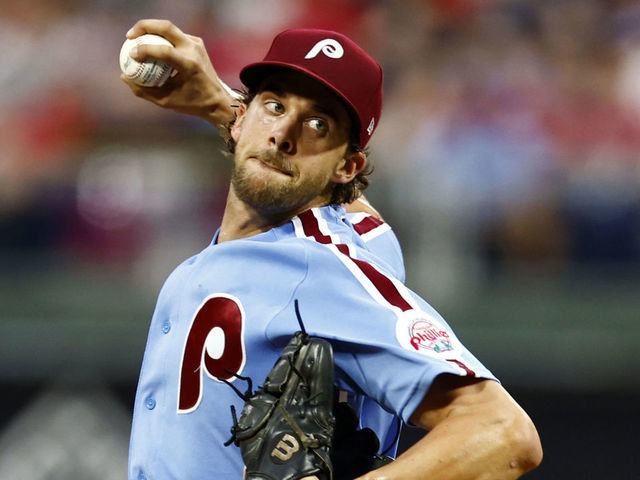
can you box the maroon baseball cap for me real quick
[240,29,383,148]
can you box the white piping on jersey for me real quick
[292,210,358,257]
[313,209,357,257]
[359,222,391,242]
[326,242,405,315]
[346,212,368,224]
[295,208,417,313]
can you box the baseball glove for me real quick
[226,328,335,480]
[224,301,394,480]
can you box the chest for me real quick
[141,241,308,412]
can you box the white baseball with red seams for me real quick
[119,34,174,87]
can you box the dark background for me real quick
[399,390,640,478]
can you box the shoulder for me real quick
[291,208,410,315]
[344,212,406,283]
[291,207,360,252]
[289,206,404,280]
[343,196,384,220]
[347,211,392,242]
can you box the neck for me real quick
[217,186,331,243]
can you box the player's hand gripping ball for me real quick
[119,34,174,87]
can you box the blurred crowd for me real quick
[2,0,640,294]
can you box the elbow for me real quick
[504,409,543,475]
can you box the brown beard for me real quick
[231,149,333,216]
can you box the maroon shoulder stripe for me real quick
[350,257,412,311]
[298,210,350,255]
[297,209,476,378]
[299,210,332,244]
[298,210,411,312]
[352,215,385,236]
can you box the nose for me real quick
[269,116,297,155]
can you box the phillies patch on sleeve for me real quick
[394,310,463,360]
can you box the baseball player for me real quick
[124,19,542,480]
[122,20,406,457]
[120,21,403,280]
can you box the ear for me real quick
[230,103,247,142]
[331,151,367,184]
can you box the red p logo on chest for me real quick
[177,294,246,413]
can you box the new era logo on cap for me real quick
[240,29,383,147]
[367,118,375,135]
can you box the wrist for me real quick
[202,84,240,128]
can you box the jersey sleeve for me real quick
[266,209,497,425]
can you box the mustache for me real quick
[251,150,296,176]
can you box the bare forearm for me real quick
[122,19,241,134]
[357,378,542,480]
[360,410,539,480]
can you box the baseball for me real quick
[120,34,174,87]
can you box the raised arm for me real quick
[120,19,240,133]
[359,376,542,480]
[121,19,384,219]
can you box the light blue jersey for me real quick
[128,206,496,480]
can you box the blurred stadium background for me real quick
[1,0,639,477]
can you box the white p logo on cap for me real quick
[305,39,344,59]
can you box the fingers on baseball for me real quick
[131,43,183,71]
[121,74,166,102]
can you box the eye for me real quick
[308,118,328,132]
[265,101,284,114]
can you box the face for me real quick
[230,70,361,218]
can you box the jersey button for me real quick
[161,320,171,334]
[138,472,147,480]
[145,397,156,410]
